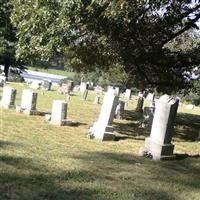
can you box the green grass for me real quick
[0,82,200,200]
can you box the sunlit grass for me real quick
[0,82,200,200]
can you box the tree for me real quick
[11,0,200,92]
[0,0,21,78]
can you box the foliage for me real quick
[0,0,23,77]
[11,0,200,92]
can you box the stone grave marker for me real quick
[80,82,89,93]
[30,81,41,89]
[0,74,6,87]
[94,96,100,104]
[17,89,38,115]
[141,106,155,130]
[115,100,125,119]
[42,79,52,91]
[136,96,144,112]
[88,92,118,141]
[82,89,88,100]
[139,94,179,160]
[0,86,16,109]
[125,89,131,100]
[186,104,195,109]
[59,84,71,94]
[50,100,72,126]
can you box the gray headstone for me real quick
[82,89,88,100]
[115,101,125,119]
[50,100,68,126]
[136,96,144,112]
[89,92,118,141]
[140,94,179,160]
[42,79,52,91]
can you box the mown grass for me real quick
[27,67,75,79]
[0,82,200,200]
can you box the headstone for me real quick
[42,79,52,91]
[59,84,71,94]
[73,85,80,92]
[139,95,179,160]
[146,93,155,102]
[94,85,104,94]
[18,89,38,115]
[88,92,118,141]
[50,100,71,126]
[82,89,88,100]
[80,82,88,93]
[186,104,195,109]
[142,106,155,130]
[115,101,125,119]
[114,87,120,96]
[67,81,74,91]
[0,74,6,87]
[30,81,41,89]
[125,89,131,100]
[0,86,16,109]
[136,96,144,112]
[94,96,100,104]
[125,101,128,110]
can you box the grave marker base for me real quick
[139,137,175,160]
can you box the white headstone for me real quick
[0,75,6,87]
[140,94,179,160]
[50,100,68,126]
[20,89,38,111]
[30,81,41,89]
[94,96,100,104]
[0,86,16,109]
[80,82,88,93]
[125,89,131,100]
[186,104,195,109]
[89,92,118,140]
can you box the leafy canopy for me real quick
[11,0,200,91]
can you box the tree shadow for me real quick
[113,110,200,142]
[0,140,20,149]
[0,155,108,200]
[73,151,200,199]
[175,113,200,141]
[113,110,149,141]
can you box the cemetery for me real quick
[0,1,200,199]
[0,81,200,200]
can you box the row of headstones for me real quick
[0,86,125,126]
[0,86,72,125]
[2,85,199,160]
[30,79,52,90]
[88,90,183,160]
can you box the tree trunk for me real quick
[3,64,9,81]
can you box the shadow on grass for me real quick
[74,151,200,198]
[175,113,200,141]
[113,110,149,141]
[1,152,200,200]
[0,155,107,200]
[113,110,200,142]
[0,140,20,149]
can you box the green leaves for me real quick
[10,0,200,92]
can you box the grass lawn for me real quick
[0,82,200,200]
[27,67,75,79]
